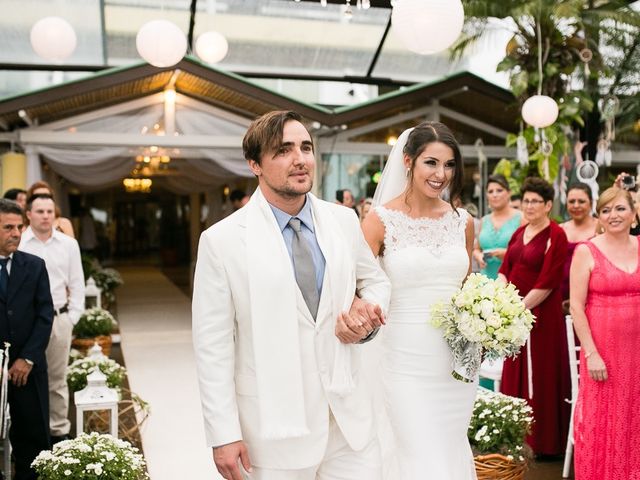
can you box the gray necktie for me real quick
[288,217,319,319]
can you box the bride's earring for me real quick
[405,167,410,178]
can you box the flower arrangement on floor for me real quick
[93,267,124,306]
[67,357,126,392]
[72,307,117,356]
[31,432,148,480]
[469,388,534,480]
[430,273,535,382]
[81,253,123,309]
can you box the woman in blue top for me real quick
[473,174,523,278]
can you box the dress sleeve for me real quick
[533,222,569,290]
[498,225,522,279]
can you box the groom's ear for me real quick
[248,159,262,177]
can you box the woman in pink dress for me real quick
[570,187,640,479]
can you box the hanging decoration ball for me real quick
[30,16,77,62]
[391,0,464,55]
[521,95,559,128]
[195,31,229,64]
[136,20,187,68]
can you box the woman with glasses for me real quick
[473,174,522,279]
[570,187,640,480]
[498,177,570,456]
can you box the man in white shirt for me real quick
[19,193,85,443]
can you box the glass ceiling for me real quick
[0,0,510,101]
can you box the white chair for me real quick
[479,358,503,392]
[563,315,581,478]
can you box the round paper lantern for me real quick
[30,16,77,62]
[136,20,187,68]
[391,0,464,55]
[195,31,229,64]
[522,95,559,128]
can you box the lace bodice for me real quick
[376,206,469,256]
[374,206,470,314]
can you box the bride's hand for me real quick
[335,312,369,344]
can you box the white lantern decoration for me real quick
[521,95,559,128]
[195,31,229,64]
[391,0,464,55]
[136,20,187,68]
[75,369,119,437]
[30,16,77,62]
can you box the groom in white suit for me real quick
[192,110,391,480]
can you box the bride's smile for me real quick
[405,141,456,199]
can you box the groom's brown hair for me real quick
[243,110,310,165]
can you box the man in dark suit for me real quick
[0,199,53,480]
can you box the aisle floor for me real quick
[116,265,222,480]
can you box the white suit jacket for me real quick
[192,190,390,469]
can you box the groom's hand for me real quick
[213,441,252,480]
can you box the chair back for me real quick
[565,315,580,401]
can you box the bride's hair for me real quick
[404,121,464,212]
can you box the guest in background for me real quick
[359,197,373,222]
[0,199,53,480]
[613,172,639,236]
[229,189,250,211]
[336,188,359,218]
[498,176,570,456]
[27,181,75,238]
[510,193,522,210]
[19,194,85,444]
[570,187,640,480]
[560,183,599,307]
[3,188,27,210]
[473,175,522,279]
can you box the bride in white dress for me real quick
[361,122,478,479]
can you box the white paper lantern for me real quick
[136,20,187,68]
[391,0,464,55]
[521,95,559,128]
[30,16,77,62]
[195,31,229,64]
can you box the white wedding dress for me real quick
[369,205,478,479]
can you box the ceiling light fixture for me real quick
[136,20,187,68]
[391,0,464,55]
[30,16,77,62]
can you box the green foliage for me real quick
[73,308,117,339]
[468,388,534,460]
[457,0,640,180]
[31,432,148,480]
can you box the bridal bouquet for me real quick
[430,273,535,382]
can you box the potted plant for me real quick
[67,357,126,393]
[92,267,124,310]
[71,307,117,356]
[31,432,148,479]
[469,388,534,480]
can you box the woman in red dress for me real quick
[498,177,570,456]
[570,187,640,479]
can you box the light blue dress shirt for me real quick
[269,196,326,295]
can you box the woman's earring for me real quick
[405,167,410,178]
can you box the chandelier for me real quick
[123,178,152,193]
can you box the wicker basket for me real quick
[475,453,526,480]
[71,335,112,357]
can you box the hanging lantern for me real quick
[195,31,229,64]
[521,95,559,128]
[136,20,187,68]
[391,0,464,55]
[30,17,77,62]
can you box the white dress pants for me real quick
[46,311,73,436]
[245,413,381,480]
